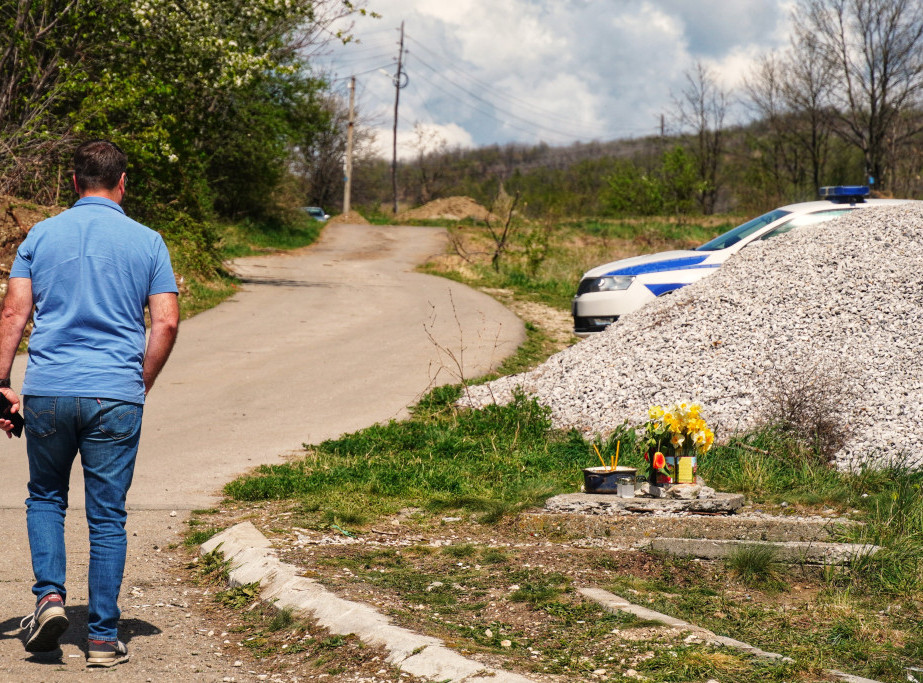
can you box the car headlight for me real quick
[577,275,634,295]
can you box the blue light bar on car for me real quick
[818,185,870,199]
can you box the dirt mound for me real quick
[0,196,63,276]
[326,210,370,226]
[397,196,494,223]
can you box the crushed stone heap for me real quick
[459,204,923,470]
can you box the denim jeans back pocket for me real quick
[97,401,141,441]
[23,397,56,438]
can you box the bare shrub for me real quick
[755,360,857,463]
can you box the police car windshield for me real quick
[695,208,792,252]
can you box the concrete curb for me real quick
[201,522,537,683]
[578,587,792,662]
[646,537,880,565]
[579,588,883,683]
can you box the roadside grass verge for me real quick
[216,213,324,259]
[172,212,324,318]
[418,216,730,311]
[224,390,587,527]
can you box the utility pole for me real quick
[343,76,356,215]
[391,21,407,214]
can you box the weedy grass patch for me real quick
[418,216,730,310]
[224,390,588,525]
[217,213,323,259]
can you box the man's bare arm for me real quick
[143,292,179,395]
[0,278,33,433]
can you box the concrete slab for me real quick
[579,587,792,661]
[545,492,745,515]
[579,587,884,682]
[400,647,490,681]
[647,537,880,565]
[516,510,859,543]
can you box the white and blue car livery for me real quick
[572,187,914,336]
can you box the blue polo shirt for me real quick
[10,197,178,404]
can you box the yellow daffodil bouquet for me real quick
[641,402,715,484]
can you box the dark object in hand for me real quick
[0,393,24,438]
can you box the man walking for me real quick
[0,140,179,666]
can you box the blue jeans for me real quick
[24,396,143,642]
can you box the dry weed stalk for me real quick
[756,360,857,462]
[484,187,521,272]
[420,289,504,407]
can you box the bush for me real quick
[754,361,855,463]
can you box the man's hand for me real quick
[0,386,20,439]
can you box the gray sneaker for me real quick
[86,639,129,667]
[20,593,68,653]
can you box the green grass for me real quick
[419,216,732,311]
[564,217,732,244]
[179,275,238,320]
[723,544,783,589]
[217,213,323,259]
[224,389,588,524]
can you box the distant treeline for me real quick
[349,123,911,220]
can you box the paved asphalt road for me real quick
[0,223,524,679]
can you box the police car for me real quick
[572,187,914,336]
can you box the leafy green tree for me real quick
[658,145,699,216]
[602,159,663,216]
[1,0,373,223]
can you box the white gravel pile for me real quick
[459,204,923,470]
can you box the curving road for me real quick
[0,223,524,679]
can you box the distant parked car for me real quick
[302,206,330,221]
[572,186,915,336]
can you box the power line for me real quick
[404,34,616,136]
[408,55,608,142]
[408,67,577,145]
[327,64,397,84]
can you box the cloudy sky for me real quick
[318,1,797,159]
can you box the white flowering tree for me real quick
[1,0,374,220]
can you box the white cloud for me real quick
[324,0,794,154]
[368,122,475,160]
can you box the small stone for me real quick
[500,640,512,648]
[170,510,177,517]
[666,484,701,500]
[697,486,716,499]
[484,628,493,638]
[233,660,242,667]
